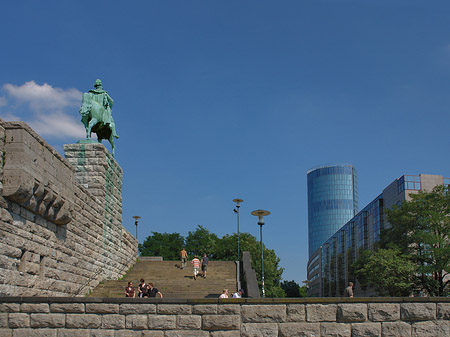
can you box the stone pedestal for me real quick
[63,142,126,278]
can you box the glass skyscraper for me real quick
[307,164,358,257]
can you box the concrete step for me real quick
[90,260,237,299]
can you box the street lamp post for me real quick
[132,216,141,241]
[251,209,270,298]
[232,198,244,260]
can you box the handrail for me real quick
[72,267,103,297]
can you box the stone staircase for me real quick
[89,260,237,298]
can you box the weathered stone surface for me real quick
[320,322,351,337]
[30,313,65,328]
[0,123,137,298]
[411,320,449,337]
[147,314,176,330]
[164,331,209,337]
[86,303,119,314]
[217,304,240,315]
[306,304,337,322]
[242,305,286,323]
[210,331,241,337]
[102,314,126,329]
[120,303,156,314]
[0,328,12,337]
[401,303,436,321]
[57,329,90,337]
[437,303,450,320]
[381,321,411,337]
[241,323,278,337]
[8,313,30,328]
[20,303,49,313]
[141,332,165,337]
[158,304,191,315]
[368,303,399,322]
[351,322,381,337]
[192,304,218,315]
[50,303,84,313]
[89,330,117,337]
[337,303,367,322]
[176,315,201,329]
[125,314,148,330]
[66,313,101,328]
[202,315,240,330]
[279,322,320,337]
[287,304,305,322]
[0,303,19,313]
[0,314,7,328]
[10,329,56,337]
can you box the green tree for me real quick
[215,232,285,297]
[385,185,450,296]
[281,280,301,297]
[185,225,219,258]
[353,247,415,296]
[138,232,185,260]
[299,285,308,297]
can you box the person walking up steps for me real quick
[201,253,209,279]
[180,248,188,269]
[191,255,200,280]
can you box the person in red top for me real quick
[125,281,135,298]
[191,256,201,280]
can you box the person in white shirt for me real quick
[219,289,228,298]
[232,289,244,298]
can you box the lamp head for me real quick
[233,198,244,208]
[251,209,270,225]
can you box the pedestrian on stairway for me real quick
[191,255,201,280]
[180,248,188,269]
[125,282,135,298]
[201,253,209,279]
[138,279,147,298]
[147,282,163,298]
[232,289,245,298]
[219,289,228,298]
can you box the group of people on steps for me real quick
[125,279,163,298]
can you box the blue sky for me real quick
[1,1,450,284]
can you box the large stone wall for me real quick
[0,298,449,336]
[0,120,137,297]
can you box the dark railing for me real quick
[72,267,103,297]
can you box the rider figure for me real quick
[88,79,119,138]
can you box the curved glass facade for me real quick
[307,164,358,257]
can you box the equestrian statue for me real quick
[79,79,119,156]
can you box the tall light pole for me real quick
[251,209,270,298]
[233,198,244,260]
[132,216,141,241]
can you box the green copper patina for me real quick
[79,79,119,156]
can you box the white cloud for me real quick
[29,111,85,139]
[1,81,85,140]
[3,81,81,111]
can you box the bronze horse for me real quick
[80,92,116,156]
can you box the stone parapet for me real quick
[0,297,449,336]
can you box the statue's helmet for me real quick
[94,79,102,88]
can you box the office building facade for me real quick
[307,173,449,297]
[307,164,358,258]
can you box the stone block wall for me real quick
[0,298,449,336]
[0,120,137,297]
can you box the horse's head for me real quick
[79,103,91,117]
